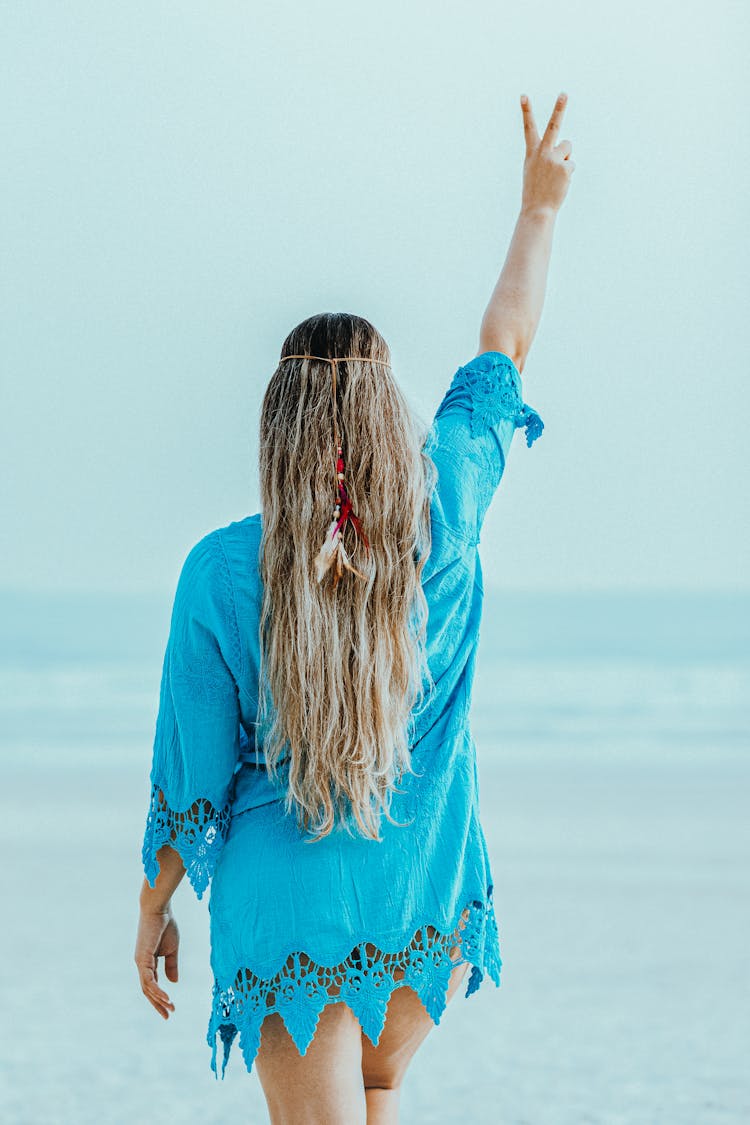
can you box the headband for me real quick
[279,353,391,587]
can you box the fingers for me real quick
[136,960,175,1019]
[520,94,540,155]
[541,92,568,150]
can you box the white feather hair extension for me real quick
[314,519,341,583]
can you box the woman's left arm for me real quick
[134,843,186,1018]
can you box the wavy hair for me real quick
[256,312,437,841]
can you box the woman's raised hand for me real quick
[519,92,575,218]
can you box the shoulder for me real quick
[212,514,263,596]
[215,512,263,553]
[176,516,259,614]
[182,514,261,577]
[192,517,264,643]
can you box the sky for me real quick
[1,0,748,595]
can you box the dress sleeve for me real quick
[141,531,241,901]
[426,350,544,544]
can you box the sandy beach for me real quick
[1,592,748,1124]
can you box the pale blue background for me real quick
[1,1,747,595]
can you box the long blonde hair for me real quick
[257,312,437,841]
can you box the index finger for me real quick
[520,94,540,155]
[541,92,568,150]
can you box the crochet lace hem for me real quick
[141,780,231,901]
[206,889,503,1079]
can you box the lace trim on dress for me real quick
[206,888,503,1079]
[438,352,545,446]
[141,781,232,901]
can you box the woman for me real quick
[134,91,574,1123]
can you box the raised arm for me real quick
[479,91,575,372]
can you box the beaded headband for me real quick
[279,353,391,587]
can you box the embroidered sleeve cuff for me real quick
[141,780,233,901]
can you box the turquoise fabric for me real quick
[141,350,544,1077]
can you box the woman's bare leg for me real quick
[253,927,471,1125]
[254,1001,367,1125]
[361,958,470,1125]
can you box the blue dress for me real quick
[141,350,544,1078]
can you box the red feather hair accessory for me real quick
[280,353,389,587]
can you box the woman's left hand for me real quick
[134,906,179,1019]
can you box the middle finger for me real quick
[143,981,173,1017]
[541,92,568,150]
[140,967,174,1008]
[148,991,171,1019]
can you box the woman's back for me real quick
[141,347,544,1077]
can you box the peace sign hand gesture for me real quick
[520,92,575,218]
